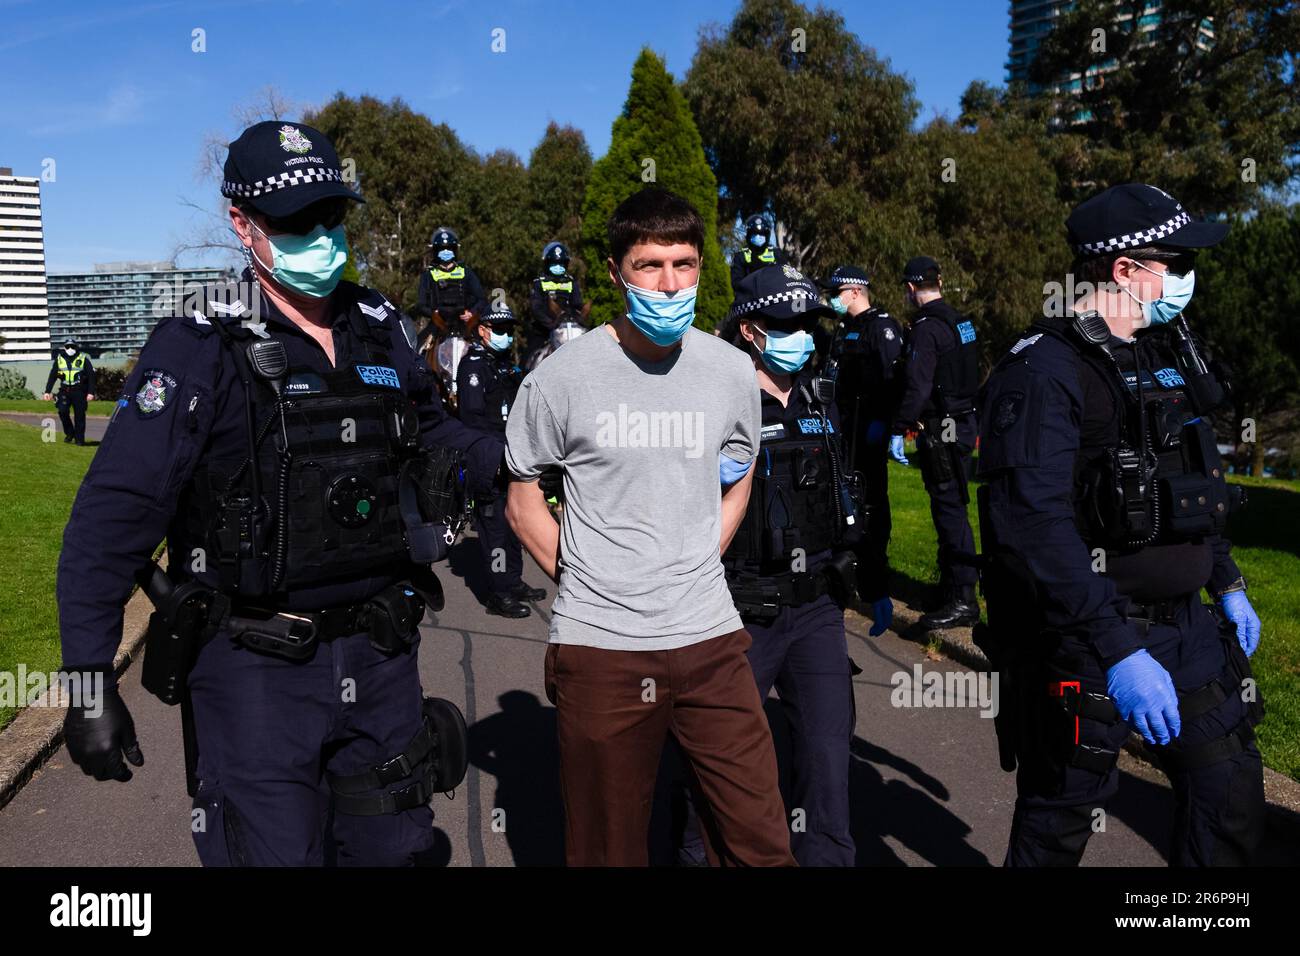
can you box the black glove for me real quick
[538,467,564,500]
[62,675,144,783]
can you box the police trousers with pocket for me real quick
[187,626,435,866]
[745,593,856,866]
[474,491,524,597]
[1005,594,1264,867]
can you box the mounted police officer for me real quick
[720,264,862,866]
[44,337,96,445]
[456,301,547,618]
[526,241,588,356]
[56,121,503,866]
[976,183,1265,866]
[729,214,788,291]
[891,256,981,630]
[821,265,904,635]
[415,226,486,339]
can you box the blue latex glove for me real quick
[869,596,893,636]
[1220,591,1261,657]
[888,435,909,466]
[719,453,750,485]
[865,419,886,445]
[1106,649,1181,746]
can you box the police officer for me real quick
[414,226,486,338]
[721,264,861,866]
[526,241,588,356]
[56,121,502,866]
[456,301,547,617]
[891,256,980,629]
[821,265,904,635]
[729,214,788,290]
[976,183,1265,866]
[44,338,96,445]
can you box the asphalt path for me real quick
[0,528,1221,867]
[0,411,110,443]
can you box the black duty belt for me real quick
[1124,597,1183,634]
[225,600,371,642]
[728,568,831,612]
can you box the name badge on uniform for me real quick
[760,423,786,441]
[284,371,328,395]
[355,365,400,389]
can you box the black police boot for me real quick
[486,592,531,619]
[510,582,547,603]
[919,585,979,630]
[63,435,73,443]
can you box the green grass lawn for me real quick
[885,450,1300,781]
[0,418,99,729]
[0,398,117,416]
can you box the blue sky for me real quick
[1,0,1008,273]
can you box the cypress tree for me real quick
[580,49,731,332]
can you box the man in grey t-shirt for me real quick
[505,188,794,866]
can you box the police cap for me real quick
[818,264,871,291]
[728,264,832,330]
[902,256,941,284]
[1066,183,1228,258]
[221,121,362,218]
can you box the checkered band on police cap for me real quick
[222,166,348,201]
[728,286,821,320]
[1071,207,1192,255]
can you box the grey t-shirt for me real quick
[505,325,761,650]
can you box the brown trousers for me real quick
[544,628,795,867]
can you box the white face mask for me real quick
[64,347,77,355]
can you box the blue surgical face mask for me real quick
[250,221,349,299]
[830,294,848,315]
[548,264,566,276]
[759,326,815,373]
[487,329,512,351]
[437,249,456,263]
[751,234,767,247]
[1126,260,1195,327]
[620,276,698,346]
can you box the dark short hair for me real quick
[1072,245,1190,287]
[908,278,941,293]
[607,188,705,266]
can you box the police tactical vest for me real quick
[463,346,519,434]
[742,247,776,266]
[926,305,979,416]
[1033,318,1233,599]
[57,352,88,386]
[430,265,467,314]
[187,312,422,598]
[727,399,841,574]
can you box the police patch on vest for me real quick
[355,365,400,389]
[135,370,178,416]
[468,373,479,387]
[797,418,833,434]
[957,321,977,344]
[845,332,860,341]
[284,371,327,395]
[884,328,896,340]
[992,391,1024,435]
[760,423,786,441]
[1154,367,1186,388]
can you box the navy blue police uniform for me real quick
[415,228,487,339]
[456,304,545,616]
[720,266,861,866]
[822,266,905,604]
[975,184,1265,866]
[892,257,980,627]
[46,340,96,444]
[526,243,586,356]
[56,121,502,866]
